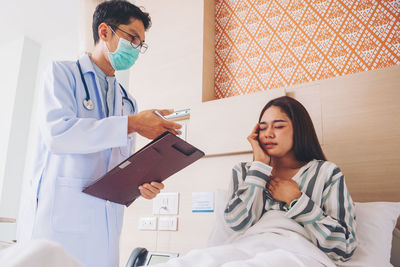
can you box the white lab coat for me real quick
[17,54,137,267]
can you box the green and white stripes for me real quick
[224,160,357,262]
[224,161,272,232]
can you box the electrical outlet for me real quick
[153,192,179,215]
[138,217,157,230]
[158,216,178,231]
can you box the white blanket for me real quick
[0,239,83,267]
[152,211,335,267]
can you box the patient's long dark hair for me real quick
[258,96,327,162]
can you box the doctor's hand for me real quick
[139,182,165,199]
[127,109,182,139]
[248,124,271,165]
[267,177,302,205]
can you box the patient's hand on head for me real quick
[139,182,164,199]
[267,177,301,205]
[248,123,271,165]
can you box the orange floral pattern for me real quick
[215,0,400,98]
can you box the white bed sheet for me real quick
[151,210,335,267]
[0,239,83,267]
[205,190,400,267]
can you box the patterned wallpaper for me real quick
[214,0,400,98]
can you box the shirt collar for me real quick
[92,59,106,82]
[77,53,96,75]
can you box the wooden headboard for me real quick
[286,65,400,202]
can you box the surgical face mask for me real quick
[107,33,139,71]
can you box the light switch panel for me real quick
[158,216,178,231]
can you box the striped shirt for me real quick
[224,160,357,262]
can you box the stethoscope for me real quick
[76,60,135,114]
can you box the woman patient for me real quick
[224,96,357,263]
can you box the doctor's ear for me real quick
[98,22,112,42]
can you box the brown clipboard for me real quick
[82,132,205,206]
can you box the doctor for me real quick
[17,1,181,267]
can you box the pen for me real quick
[153,110,180,134]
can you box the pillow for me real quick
[208,190,400,267]
[338,202,400,267]
[207,189,237,247]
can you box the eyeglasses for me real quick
[109,25,148,53]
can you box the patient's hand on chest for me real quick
[267,172,302,205]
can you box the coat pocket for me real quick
[52,176,99,234]
[119,136,135,158]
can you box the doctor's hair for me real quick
[92,0,151,44]
[258,96,327,162]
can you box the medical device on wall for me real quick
[164,109,190,140]
[125,248,178,267]
[76,60,135,112]
[165,109,190,120]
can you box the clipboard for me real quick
[82,132,205,206]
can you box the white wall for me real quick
[129,0,205,111]
[0,38,25,200]
[0,36,41,240]
[0,0,81,241]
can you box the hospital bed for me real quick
[202,196,400,267]
[125,192,400,267]
[1,201,399,266]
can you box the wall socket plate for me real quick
[153,192,179,215]
[158,216,178,231]
[138,217,157,230]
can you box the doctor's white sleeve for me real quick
[38,61,129,154]
[224,161,272,232]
